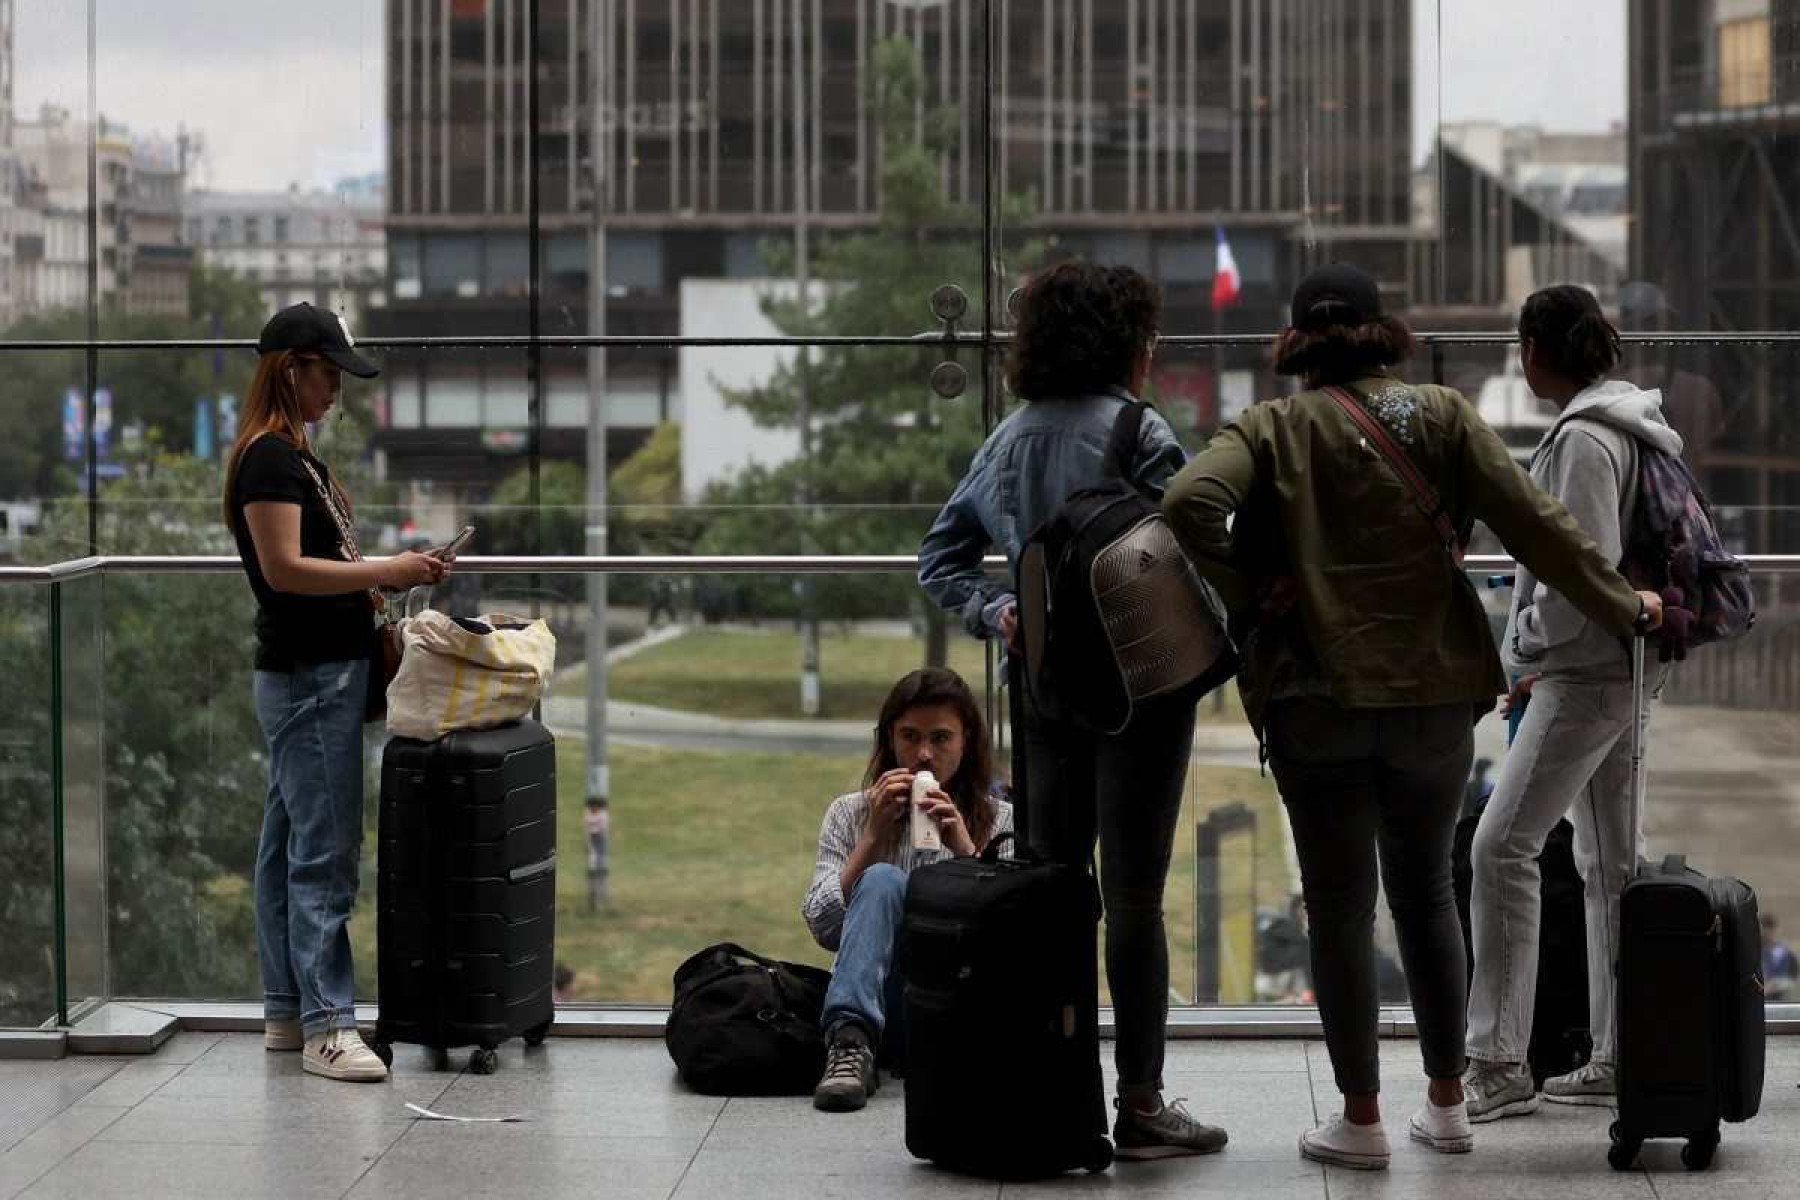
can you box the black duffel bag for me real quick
[665,942,832,1095]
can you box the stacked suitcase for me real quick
[371,719,558,1074]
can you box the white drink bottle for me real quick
[910,770,942,851]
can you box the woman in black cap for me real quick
[222,303,447,1082]
[1162,265,1664,1168]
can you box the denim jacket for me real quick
[918,388,1187,638]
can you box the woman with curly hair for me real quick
[918,260,1228,1161]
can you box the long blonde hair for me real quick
[221,351,352,527]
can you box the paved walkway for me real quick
[0,1033,1793,1199]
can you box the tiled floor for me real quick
[0,1033,1794,1199]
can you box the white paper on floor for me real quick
[404,1102,529,1123]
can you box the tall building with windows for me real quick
[1631,0,1800,555]
[377,0,1604,492]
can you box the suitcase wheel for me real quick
[523,1021,551,1049]
[1085,1138,1114,1173]
[369,1040,393,1069]
[1680,1132,1719,1171]
[468,1046,500,1075]
[1607,1122,1641,1172]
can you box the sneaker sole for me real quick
[1542,1091,1614,1108]
[1408,1122,1474,1154]
[301,1058,387,1082]
[1467,1095,1539,1124]
[811,1091,869,1113]
[1298,1138,1389,1171]
[1114,1141,1227,1160]
[264,1038,303,1052]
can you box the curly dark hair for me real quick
[1270,316,1416,385]
[1006,261,1161,400]
[1518,284,1621,385]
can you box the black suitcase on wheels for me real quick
[1609,641,1764,1171]
[373,719,558,1074]
[900,845,1113,1179]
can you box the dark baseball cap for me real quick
[257,302,379,378]
[1289,263,1383,331]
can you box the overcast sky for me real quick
[13,0,1624,192]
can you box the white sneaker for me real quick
[303,1028,389,1082]
[1542,1060,1615,1107]
[1409,1096,1474,1153]
[264,1018,303,1052]
[1299,1116,1391,1171]
[1464,1058,1538,1123]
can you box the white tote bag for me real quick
[384,609,557,740]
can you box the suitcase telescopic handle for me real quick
[1628,635,1647,875]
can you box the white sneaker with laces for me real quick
[264,1019,303,1052]
[303,1028,389,1082]
[1543,1060,1615,1106]
[1464,1058,1538,1123]
[1409,1097,1474,1153]
[1299,1116,1390,1170]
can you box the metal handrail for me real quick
[2,553,1799,583]
[7,330,1800,352]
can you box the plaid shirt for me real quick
[801,790,1015,952]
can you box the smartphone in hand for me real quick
[434,525,475,560]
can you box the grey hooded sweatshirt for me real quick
[1503,379,1684,680]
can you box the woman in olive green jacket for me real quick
[1162,264,1662,1171]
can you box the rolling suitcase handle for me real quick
[1627,634,1646,873]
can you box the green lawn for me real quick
[591,626,1248,727]
[349,735,1289,1006]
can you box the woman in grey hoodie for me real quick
[1464,286,1684,1120]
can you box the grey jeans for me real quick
[1266,698,1473,1096]
[1023,690,1196,1095]
[1466,672,1659,1067]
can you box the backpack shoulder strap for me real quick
[1102,399,1148,481]
[1322,385,1460,559]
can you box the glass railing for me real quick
[2,551,1796,1027]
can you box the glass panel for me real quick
[60,574,106,1010]
[0,582,55,1027]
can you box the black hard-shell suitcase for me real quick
[1609,640,1764,1171]
[372,719,558,1074]
[900,844,1113,1179]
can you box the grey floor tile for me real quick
[676,1154,999,1200]
[0,1061,123,1153]
[1159,1040,1312,1075]
[1322,1166,1657,1200]
[69,1061,184,1109]
[0,1108,129,1200]
[346,1130,693,1200]
[1001,1157,1326,1199]
[18,1139,390,1200]
[142,1032,223,1065]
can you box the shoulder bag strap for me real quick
[1101,398,1149,481]
[1322,385,1461,563]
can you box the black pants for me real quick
[1265,698,1473,1096]
[1021,686,1196,1093]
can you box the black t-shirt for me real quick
[230,433,374,672]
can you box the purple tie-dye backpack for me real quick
[1617,443,1755,646]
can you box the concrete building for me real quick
[7,105,193,320]
[185,180,388,329]
[1630,0,1800,558]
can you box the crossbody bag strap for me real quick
[1101,398,1149,481]
[1322,385,1461,563]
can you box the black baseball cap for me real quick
[257,302,379,378]
[1289,263,1383,331]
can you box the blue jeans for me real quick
[822,863,908,1059]
[252,659,369,1038]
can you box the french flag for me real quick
[1211,226,1241,311]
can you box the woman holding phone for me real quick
[224,303,449,1082]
